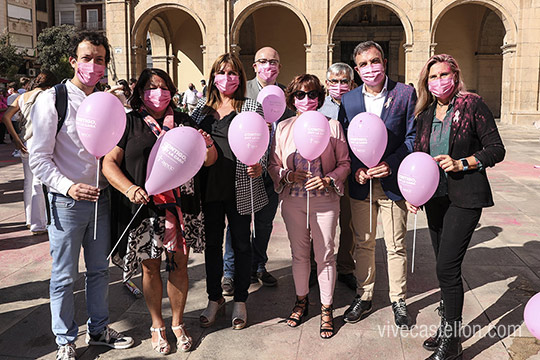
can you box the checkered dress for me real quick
[191,97,269,215]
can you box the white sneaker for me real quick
[12,150,20,158]
[56,343,76,360]
[85,326,134,349]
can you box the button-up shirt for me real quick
[319,95,340,120]
[362,76,388,117]
[29,80,108,195]
[182,89,198,106]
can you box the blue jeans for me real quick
[48,191,111,346]
[223,177,279,277]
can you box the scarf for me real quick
[140,106,186,268]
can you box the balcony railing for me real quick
[82,21,103,30]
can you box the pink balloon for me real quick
[347,112,387,168]
[256,85,286,123]
[525,293,540,340]
[397,152,440,206]
[228,112,270,165]
[145,127,206,196]
[293,111,331,161]
[76,92,126,158]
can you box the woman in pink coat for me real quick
[268,74,350,338]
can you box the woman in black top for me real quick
[191,53,267,331]
[408,54,505,360]
[102,68,217,354]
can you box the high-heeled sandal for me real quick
[286,296,309,327]
[171,323,192,352]
[232,301,247,330]
[150,326,171,354]
[200,298,226,328]
[320,304,335,339]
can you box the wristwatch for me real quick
[460,158,469,172]
[328,177,337,188]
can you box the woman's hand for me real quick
[405,201,419,214]
[366,161,391,178]
[355,168,370,185]
[305,176,331,191]
[127,186,150,205]
[247,163,262,178]
[14,138,28,154]
[434,154,460,172]
[198,129,213,147]
[285,170,309,184]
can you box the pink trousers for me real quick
[281,194,340,305]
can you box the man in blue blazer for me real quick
[338,41,417,328]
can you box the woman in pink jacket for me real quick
[269,74,350,338]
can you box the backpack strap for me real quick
[54,83,68,135]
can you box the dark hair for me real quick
[7,82,16,89]
[116,79,131,98]
[353,41,385,61]
[19,77,30,86]
[31,70,58,90]
[70,31,111,64]
[129,68,177,111]
[200,79,206,85]
[129,78,137,85]
[285,74,325,111]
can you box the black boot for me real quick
[423,300,445,351]
[426,321,462,360]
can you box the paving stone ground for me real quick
[1,123,540,359]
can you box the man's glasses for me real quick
[294,90,319,100]
[255,59,280,66]
[327,79,350,85]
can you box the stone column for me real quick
[500,43,516,124]
[106,0,130,83]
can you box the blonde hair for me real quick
[415,54,467,116]
[204,53,247,114]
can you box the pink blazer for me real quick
[268,116,350,197]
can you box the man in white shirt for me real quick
[182,83,198,114]
[30,31,133,359]
[338,41,417,329]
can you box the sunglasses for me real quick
[327,79,350,85]
[294,90,319,100]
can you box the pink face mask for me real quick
[359,63,385,87]
[256,63,279,84]
[328,83,350,100]
[214,74,240,95]
[143,88,171,112]
[428,77,455,99]
[76,62,105,87]
[294,97,319,113]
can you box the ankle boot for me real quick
[423,300,445,351]
[426,321,462,360]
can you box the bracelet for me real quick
[284,170,293,184]
[206,143,214,149]
[125,184,137,195]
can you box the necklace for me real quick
[436,101,448,107]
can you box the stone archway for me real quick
[329,3,411,86]
[132,5,205,91]
[231,2,308,85]
[433,4,506,117]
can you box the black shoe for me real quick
[337,272,357,290]
[343,295,372,323]
[424,301,445,351]
[426,334,462,360]
[286,296,309,327]
[250,272,259,284]
[309,269,317,288]
[257,270,277,287]
[392,298,411,328]
[221,277,234,296]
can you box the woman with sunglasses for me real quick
[268,74,350,338]
[190,53,267,331]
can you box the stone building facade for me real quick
[105,0,540,125]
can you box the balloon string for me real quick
[306,161,310,229]
[412,212,417,274]
[251,177,255,238]
[94,158,99,241]
[369,178,372,233]
[107,203,144,261]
